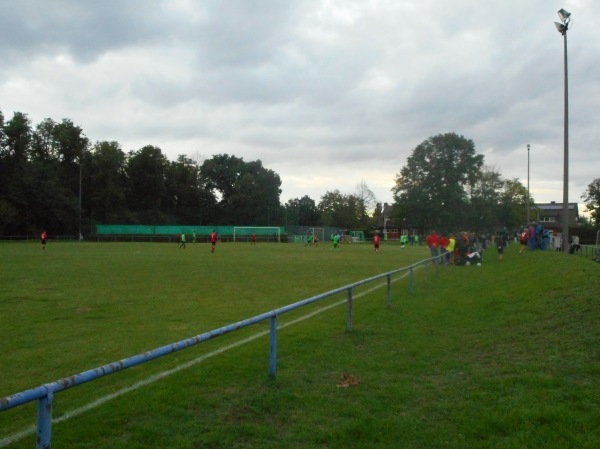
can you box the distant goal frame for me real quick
[305,227,324,245]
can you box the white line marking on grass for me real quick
[1,271,410,447]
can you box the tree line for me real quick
[0,109,380,236]
[391,132,533,233]
[391,132,599,231]
[2,108,597,236]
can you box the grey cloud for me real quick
[1,0,598,208]
[0,0,171,63]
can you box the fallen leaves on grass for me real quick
[337,372,360,388]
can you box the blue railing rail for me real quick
[0,255,445,449]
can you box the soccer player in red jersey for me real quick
[41,230,48,250]
[210,230,217,253]
[373,233,380,253]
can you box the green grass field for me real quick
[1,240,599,448]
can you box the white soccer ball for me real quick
[477,263,481,266]
[465,262,470,266]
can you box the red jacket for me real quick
[426,233,440,247]
[439,236,449,249]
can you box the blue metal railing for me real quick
[0,255,445,449]
[577,244,600,261]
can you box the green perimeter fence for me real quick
[95,225,285,242]
[93,225,363,243]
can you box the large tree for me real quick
[286,196,321,226]
[31,118,58,161]
[2,111,32,164]
[0,113,94,234]
[318,190,363,229]
[234,160,282,225]
[200,154,282,225]
[88,141,128,224]
[52,119,90,232]
[467,166,503,231]
[52,119,89,165]
[354,180,378,229]
[0,112,33,233]
[392,133,484,232]
[0,109,5,149]
[581,178,600,226]
[165,154,216,224]
[498,178,531,229]
[126,145,169,223]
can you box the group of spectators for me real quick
[518,222,552,252]
[425,230,491,266]
[423,224,595,265]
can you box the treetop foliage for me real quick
[0,109,380,235]
[581,178,600,226]
[392,133,534,233]
[4,109,590,236]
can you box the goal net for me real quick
[233,227,281,243]
[349,230,365,242]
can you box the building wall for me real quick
[534,202,579,229]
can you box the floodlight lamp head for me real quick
[557,9,571,22]
[554,21,567,34]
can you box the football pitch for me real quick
[1,241,598,448]
[0,240,430,446]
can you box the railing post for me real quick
[346,287,353,331]
[269,315,277,379]
[386,274,392,307]
[37,391,53,449]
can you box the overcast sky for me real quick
[1,0,598,212]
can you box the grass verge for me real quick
[0,241,598,448]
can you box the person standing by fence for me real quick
[519,228,528,254]
[569,235,581,254]
[528,222,537,250]
[426,230,440,264]
[496,232,506,261]
[440,234,450,264]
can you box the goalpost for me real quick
[304,227,324,245]
[349,230,365,243]
[233,227,281,243]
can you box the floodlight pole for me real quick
[555,9,570,252]
[526,144,530,224]
[561,28,569,252]
[78,161,82,242]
